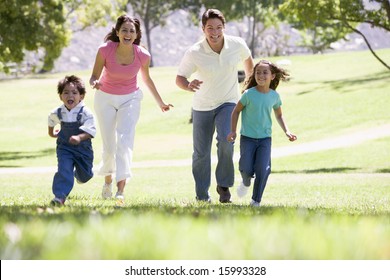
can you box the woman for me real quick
[90,15,172,200]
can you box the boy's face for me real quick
[60,82,83,110]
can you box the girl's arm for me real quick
[274,107,297,141]
[89,51,105,89]
[227,102,244,142]
[140,58,173,112]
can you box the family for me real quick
[47,9,297,207]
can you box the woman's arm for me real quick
[89,51,105,89]
[140,58,173,111]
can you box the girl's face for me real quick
[203,18,224,47]
[60,83,83,110]
[254,63,275,88]
[117,21,137,45]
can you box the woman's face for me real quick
[116,21,137,45]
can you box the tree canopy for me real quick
[280,0,390,69]
[0,0,114,73]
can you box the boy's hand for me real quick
[69,135,81,145]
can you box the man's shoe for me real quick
[216,186,232,203]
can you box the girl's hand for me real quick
[286,131,297,142]
[227,132,237,143]
[160,103,174,112]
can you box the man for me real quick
[176,8,254,203]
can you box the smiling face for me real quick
[254,63,276,90]
[60,82,84,110]
[116,21,137,45]
[203,18,225,50]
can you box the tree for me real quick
[118,0,201,66]
[0,0,114,74]
[0,0,69,73]
[182,0,286,57]
[280,0,390,70]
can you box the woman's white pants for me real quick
[94,89,143,182]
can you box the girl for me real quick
[227,60,297,206]
[90,15,173,201]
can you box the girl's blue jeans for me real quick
[192,103,235,201]
[239,136,272,203]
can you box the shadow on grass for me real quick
[297,71,390,95]
[376,168,390,173]
[273,167,359,173]
[0,149,54,167]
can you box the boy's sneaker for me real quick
[50,197,65,206]
[115,192,125,200]
[236,182,250,198]
[102,183,112,199]
[250,199,260,207]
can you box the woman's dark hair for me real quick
[104,14,142,45]
[57,75,86,95]
[201,9,226,27]
[243,60,290,92]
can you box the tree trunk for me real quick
[345,22,390,71]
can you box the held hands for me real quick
[187,79,203,92]
[227,132,237,143]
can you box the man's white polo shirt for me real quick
[177,35,251,111]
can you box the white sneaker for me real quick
[250,199,260,207]
[115,192,125,200]
[102,183,112,199]
[236,182,250,198]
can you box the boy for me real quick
[48,75,96,205]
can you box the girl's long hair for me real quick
[243,60,290,92]
[104,14,142,45]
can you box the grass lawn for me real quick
[0,49,389,260]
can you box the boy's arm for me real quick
[48,126,58,138]
[69,132,92,145]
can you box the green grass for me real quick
[1,49,390,260]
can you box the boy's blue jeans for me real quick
[239,136,272,203]
[192,103,235,201]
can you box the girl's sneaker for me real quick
[102,183,112,199]
[236,182,250,197]
[51,197,65,206]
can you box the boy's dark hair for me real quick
[57,75,86,95]
[202,9,226,27]
[243,60,290,92]
[105,14,142,45]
